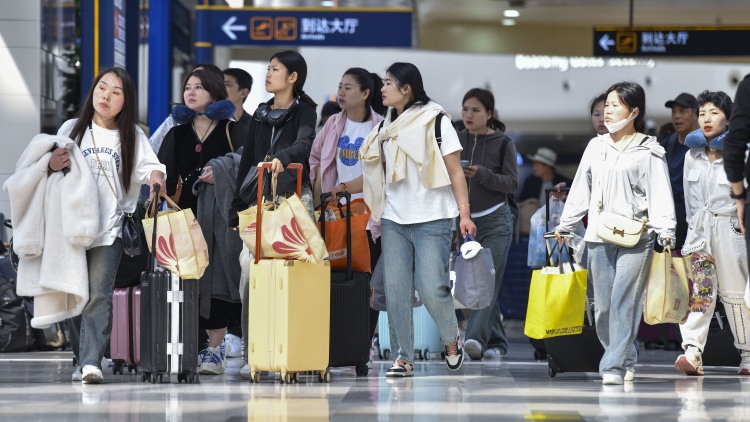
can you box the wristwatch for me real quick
[729,188,746,200]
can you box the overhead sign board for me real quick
[197,7,412,48]
[594,26,750,57]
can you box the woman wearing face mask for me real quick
[358,62,476,377]
[675,90,750,377]
[158,68,241,375]
[554,81,676,385]
[456,88,518,361]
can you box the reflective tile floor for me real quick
[1,320,749,421]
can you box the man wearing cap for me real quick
[519,147,570,205]
[662,93,699,251]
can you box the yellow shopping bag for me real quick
[524,240,588,339]
[643,247,691,324]
[142,194,209,279]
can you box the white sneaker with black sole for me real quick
[385,359,413,377]
[445,335,464,371]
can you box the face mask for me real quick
[604,109,637,133]
[172,99,236,125]
[684,128,728,150]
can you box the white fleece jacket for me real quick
[3,134,100,328]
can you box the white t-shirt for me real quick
[335,118,371,201]
[58,119,166,248]
[381,118,462,224]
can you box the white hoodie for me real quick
[558,133,676,245]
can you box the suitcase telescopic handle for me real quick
[148,184,161,273]
[254,163,304,264]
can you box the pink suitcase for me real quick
[111,286,141,374]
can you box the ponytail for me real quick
[297,90,318,110]
[491,117,506,132]
[369,72,386,117]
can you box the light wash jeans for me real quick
[461,204,513,353]
[70,238,123,369]
[587,236,653,378]
[381,218,458,364]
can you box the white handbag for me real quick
[596,211,648,247]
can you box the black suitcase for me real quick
[544,298,605,377]
[702,301,741,367]
[320,193,371,376]
[139,184,200,384]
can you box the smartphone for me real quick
[460,160,470,168]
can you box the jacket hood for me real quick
[458,129,509,144]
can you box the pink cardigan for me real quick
[309,108,384,239]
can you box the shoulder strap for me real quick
[639,135,649,146]
[225,121,234,152]
[666,133,677,155]
[434,113,445,148]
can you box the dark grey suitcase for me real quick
[139,184,200,384]
[320,193,371,376]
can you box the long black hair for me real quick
[270,50,317,110]
[462,88,506,132]
[343,67,386,119]
[68,67,138,194]
[606,81,647,133]
[385,62,430,120]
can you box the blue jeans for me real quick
[462,205,513,353]
[587,237,653,378]
[70,238,123,368]
[381,218,457,364]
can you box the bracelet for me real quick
[48,165,55,173]
[341,183,348,193]
[457,203,470,210]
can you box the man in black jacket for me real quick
[519,147,569,204]
[723,74,750,265]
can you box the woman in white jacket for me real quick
[675,90,750,376]
[52,67,165,384]
[555,81,676,385]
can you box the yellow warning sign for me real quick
[616,31,637,53]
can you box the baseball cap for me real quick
[665,93,697,109]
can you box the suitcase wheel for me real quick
[383,349,391,360]
[293,372,300,383]
[534,350,547,360]
[424,349,431,361]
[128,365,137,374]
[548,367,557,378]
[317,371,331,383]
[249,371,261,383]
[355,364,369,377]
[149,372,164,384]
[113,363,124,375]
[141,371,149,383]
[417,350,424,361]
[281,372,296,384]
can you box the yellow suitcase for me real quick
[247,258,331,383]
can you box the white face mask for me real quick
[605,109,637,133]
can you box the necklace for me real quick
[193,119,215,153]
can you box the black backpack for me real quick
[0,276,34,352]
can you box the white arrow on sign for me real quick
[222,16,247,41]
[599,34,615,51]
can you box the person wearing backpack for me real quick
[456,88,518,361]
[355,62,476,377]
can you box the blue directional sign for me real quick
[197,7,413,48]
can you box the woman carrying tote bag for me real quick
[554,81,676,385]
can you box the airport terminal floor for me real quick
[2,320,749,421]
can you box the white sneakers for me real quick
[739,351,750,375]
[224,334,243,358]
[199,346,226,375]
[463,339,483,361]
[240,363,251,380]
[602,373,624,385]
[675,346,704,376]
[72,366,82,381]
[624,368,635,382]
[81,365,103,384]
[484,348,505,359]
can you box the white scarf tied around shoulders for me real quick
[360,101,452,221]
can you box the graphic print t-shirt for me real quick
[335,118,371,201]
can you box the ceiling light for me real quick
[504,10,520,18]
[320,0,334,6]
[502,19,516,26]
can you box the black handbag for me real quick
[121,214,144,257]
